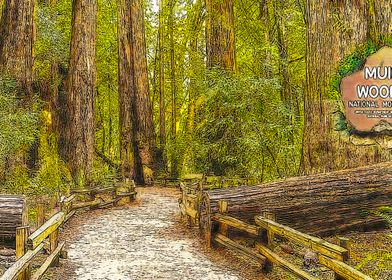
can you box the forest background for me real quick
[0,0,392,196]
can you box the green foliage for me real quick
[356,251,392,278]
[35,2,72,82]
[0,76,39,169]
[189,71,302,180]
[95,0,120,163]
[375,206,392,229]
[329,41,379,100]
[30,125,72,195]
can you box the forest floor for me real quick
[1,187,390,279]
[46,187,266,280]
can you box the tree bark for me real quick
[131,0,156,183]
[168,0,178,177]
[186,0,203,135]
[200,162,392,237]
[0,0,34,98]
[118,0,156,185]
[65,0,97,183]
[118,0,136,180]
[205,0,236,71]
[303,0,392,174]
[159,0,166,150]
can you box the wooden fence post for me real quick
[335,237,351,280]
[218,200,228,237]
[37,204,45,228]
[262,212,276,247]
[259,212,276,273]
[49,229,59,267]
[16,226,30,280]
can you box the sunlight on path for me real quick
[65,191,240,280]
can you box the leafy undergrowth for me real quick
[229,229,391,280]
[345,230,392,279]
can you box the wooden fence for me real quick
[0,181,136,280]
[179,174,251,226]
[205,200,374,280]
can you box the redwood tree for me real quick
[0,0,35,96]
[118,0,156,184]
[131,0,156,178]
[65,0,97,182]
[303,0,392,174]
[205,0,236,70]
[118,0,137,180]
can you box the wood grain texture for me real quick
[0,196,27,238]
[201,162,392,236]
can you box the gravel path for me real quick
[57,188,242,280]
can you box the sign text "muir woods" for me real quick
[356,67,392,99]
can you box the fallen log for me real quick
[0,195,28,241]
[200,162,392,237]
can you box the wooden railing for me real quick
[179,174,252,226]
[205,200,374,280]
[0,181,137,280]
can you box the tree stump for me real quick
[0,195,28,245]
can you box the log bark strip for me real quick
[200,162,392,236]
[0,196,28,240]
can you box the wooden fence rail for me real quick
[205,200,374,280]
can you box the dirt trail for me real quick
[53,188,243,280]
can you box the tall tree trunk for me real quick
[274,1,290,107]
[0,0,35,97]
[186,0,203,134]
[118,0,136,180]
[65,0,97,183]
[303,0,392,174]
[119,0,156,185]
[159,0,166,150]
[169,0,178,177]
[205,0,236,71]
[259,0,273,78]
[131,0,156,183]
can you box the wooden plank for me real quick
[255,216,348,261]
[16,226,29,280]
[70,189,91,195]
[71,199,101,211]
[94,198,122,209]
[27,212,65,250]
[182,174,203,181]
[255,243,318,280]
[318,255,374,280]
[214,233,266,265]
[30,242,65,280]
[115,192,137,198]
[185,205,198,219]
[212,214,259,236]
[49,229,59,266]
[72,187,117,195]
[0,243,44,280]
[218,201,228,236]
[63,194,75,205]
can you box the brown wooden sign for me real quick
[341,47,392,132]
